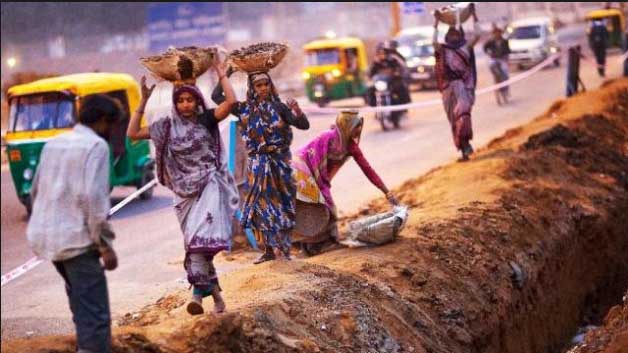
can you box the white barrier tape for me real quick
[301,52,564,115]
[476,52,562,95]
[0,257,43,287]
[1,178,158,287]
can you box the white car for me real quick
[507,17,561,70]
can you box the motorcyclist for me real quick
[366,42,411,108]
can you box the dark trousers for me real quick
[592,45,606,76]
[54,250,111,353]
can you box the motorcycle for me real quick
[371,73,407,131]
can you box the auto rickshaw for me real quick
[5,73,155,215]
[585,8,627,49]
[302,37,369,106]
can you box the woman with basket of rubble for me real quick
[433,3,482,162]
[212,43,310,264]
[128,52,240,316]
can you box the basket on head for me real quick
[227,42,288,73]
[140,46,218,82]
[434,2,474,27]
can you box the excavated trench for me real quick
[3,80,627,353]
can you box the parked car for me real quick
[507,17,561,70]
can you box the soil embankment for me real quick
[3,79,627,353]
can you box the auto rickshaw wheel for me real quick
[138,168,155,200]
[21,196,32,217]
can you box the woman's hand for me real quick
[140,76,156,103]
[286,98,303,116]
[386,191,399,206]
[213,61,228,79]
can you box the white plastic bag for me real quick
[341,206,409,248]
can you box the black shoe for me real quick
[254,252,276,265]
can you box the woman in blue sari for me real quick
[213,70,309,264]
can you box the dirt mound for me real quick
[568,290,628,353]
[3,79,627,353]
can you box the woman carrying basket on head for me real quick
[212,66,310,264]
[128,56,240,316]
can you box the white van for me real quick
[507,17,561,70]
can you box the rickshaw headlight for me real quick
[375,80,388,91]
[302,71,311,80]
[23,168,33,181]
[331,69,342,77]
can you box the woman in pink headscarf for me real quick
[292,110,398,245]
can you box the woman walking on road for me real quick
[127,61,239,316]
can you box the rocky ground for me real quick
[2,78,627,353]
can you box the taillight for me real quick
[9,150,21,162]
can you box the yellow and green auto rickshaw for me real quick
[585,8,627,49]
[5,73,155,215]
[302,37,369,106]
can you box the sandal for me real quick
[253,252,276,265]
[186,296,204,315]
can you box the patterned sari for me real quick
[238,100,295,252]
[149,86,239,292]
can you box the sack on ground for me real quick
[341,206,408,248]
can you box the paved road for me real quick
[1,47,624,340]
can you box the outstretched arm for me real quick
[467,6,482,48]
[281,98,309,130]
[348,142,399,205]
[212,63,237,121]
[127,76,154,140]
[211,66,242,118]
[433,13,442,50]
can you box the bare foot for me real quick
[214,298,226,314]
[212,288,226,314]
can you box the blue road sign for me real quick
[403,2,426,14]
[147,3,226,53]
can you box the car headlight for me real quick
[426,56,436,66]
[418,66,425,73]
[23,168,33,181]
[302,71,311,80]
[331,68,341,77]
[375,81,388,91]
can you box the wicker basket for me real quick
[140,46,217,82]
[227,42,288,73]
[434,2,473,26]
[295,201,330,237]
